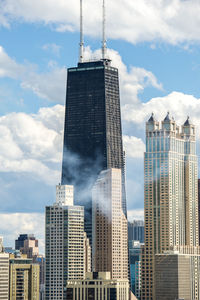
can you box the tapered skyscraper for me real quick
[61,59,126,242]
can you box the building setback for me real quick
[61,59,126,244]
[92,168,128,280]
[45,185,86,300]
[141,114,199,300]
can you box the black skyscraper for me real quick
[61,59,126,242]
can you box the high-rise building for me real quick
[92,168,128,280]
[128,220,144,244]
[9,254,40,300]
[66,272,129,300]
[141,114,199,300]
[0,237,9,300]
[45,184,86,300]
[155,250,200,300]
[61,59,126,243]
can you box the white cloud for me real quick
[122,91,200,137]
[0,46,66,103]
[0,213,45,254]
[123,136,145,158]
[0,105,64,185]
[1,0,200,45]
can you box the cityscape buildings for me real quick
[128,221,144,244]
[66,272,129,300]
[45,184,86,300]
[92,168,128,280]
[141,114,199,300]
[61,59,126,244]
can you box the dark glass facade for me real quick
[61,59,126,242]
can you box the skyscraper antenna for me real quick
[79,0,84,63]
[102,0,107,60]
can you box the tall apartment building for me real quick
[92,168,128,280]
[0,237,9,300]
[141,114,199,300]
[9,255,40,300]
[128,220,144,244]
[61,59,126,244]
[45,184,86,300]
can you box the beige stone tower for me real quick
[92,168,128,280]
[141,114,199,300]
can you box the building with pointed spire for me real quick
[141,113,199,300]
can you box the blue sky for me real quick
[1,0,200,252]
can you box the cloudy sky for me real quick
[1,0,200,253]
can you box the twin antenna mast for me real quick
[79,0,107,62]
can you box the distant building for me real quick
[15,234,35,250]
[129,241,142,299]
[66,272,129,300]
[92,168,128,280]
[128,221,144,244]
[155,250,200,300]
[20,237,39,258]
[9,254,40,300]
[45,184,86,300]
